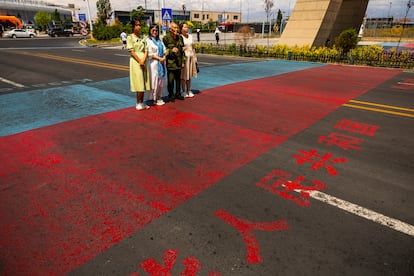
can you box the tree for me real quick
[51,9,60,23]
[96,0,113,25]
[34,10,51,32]
[334,29,359,53]
[277,9,283,29]
[130,5,145,20]
[264,0,274,25]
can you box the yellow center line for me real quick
[349,100,414,113]
[9,50,129,71]
[343,103,414,118]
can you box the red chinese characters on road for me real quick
[129,249,222,276]
[217,119,379,266]
[293,149,347,176]
[319,119,380,151]
[318,132,364,150]
[215,209,289,264]
[333,119,379,136]
[256,170,327,207]
[131,119,380,274]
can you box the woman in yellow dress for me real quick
[127,18,151,110]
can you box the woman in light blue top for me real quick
[146,24,167,106]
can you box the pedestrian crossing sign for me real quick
[162,8,172,21]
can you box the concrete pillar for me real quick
[278,0,369,47]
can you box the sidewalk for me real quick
[94,32,413,50]
[92,32,279,50]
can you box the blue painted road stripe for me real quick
[0,60,325,136]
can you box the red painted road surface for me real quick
[0,65,401,275]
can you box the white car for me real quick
[3,29,37,38]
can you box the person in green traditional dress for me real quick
[127,18,151,110]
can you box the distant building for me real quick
[190,10,241,25]
[113,9,241,26]
[365,17,394,29]
[0,0,73,26]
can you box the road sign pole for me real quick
[85,0,93,38]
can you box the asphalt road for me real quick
[0,36,256,94]
[0,37,413,276]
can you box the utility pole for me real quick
[396,0,412,53]
[388,1,392,18]
[240,0,242,22]
[202,0,204,24]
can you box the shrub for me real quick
[351,45,383,60]
[334,28,359,53]
[93,22,147,40]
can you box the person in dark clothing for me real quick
[214,27,220,45]
[162,22,185,101]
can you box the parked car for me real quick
[3,28,36,38]
[47,27,73,37]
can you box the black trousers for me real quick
[167,69,181,97]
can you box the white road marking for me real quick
[397,81,414,86]
[307,190,414,237]
[0,77,25,87]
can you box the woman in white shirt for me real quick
[146,24,167,105]
[179,22,197,98]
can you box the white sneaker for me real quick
[184,93,191,98]
[136,103,144,110]
[188,91,195,97]
[136,103,150,110]
[156,99,165,106]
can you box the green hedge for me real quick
[194,43,414,69]
[92,22,144,41]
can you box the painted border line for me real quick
[398,81,414,86]
[307,190,414,237]
[0,76,25,87]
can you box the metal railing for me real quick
[195,44,414,69]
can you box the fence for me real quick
[195,44,414,69]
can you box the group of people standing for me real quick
[126,19,198,111]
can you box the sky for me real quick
[54,0,414,22]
